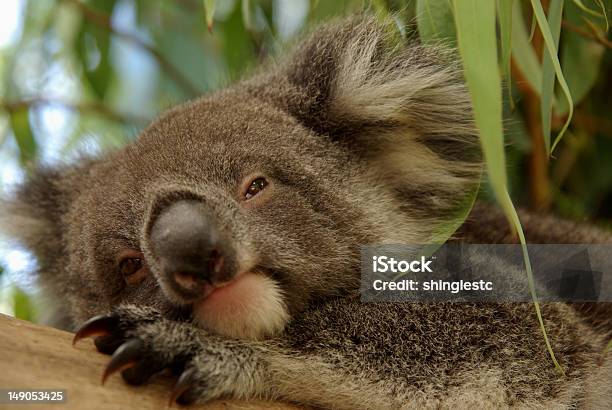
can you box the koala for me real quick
[2,17,611,409]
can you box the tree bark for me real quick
[0,314,302,410]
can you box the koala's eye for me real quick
[118,251,147,285]
[245,177,268,200]
[119,257,142,276]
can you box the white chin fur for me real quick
[192,272,290,340]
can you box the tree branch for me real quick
[62,0,201,98]
[0,314,300,410]
[561,20,612,49]
[0,98,150,125]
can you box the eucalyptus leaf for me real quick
[572,0,605,19]
[241,0,252,31]
[416,0,456,45]
[75,0,116,100]
[452,0,564,375]
[204,0,216,31]
[541,0,564,155]
[557,0,605,115]
[529,0,574,154]
[593,0,609,31]
[511,0,542,95]
[371,0,390,17]
[9,108,37,165]
[497,0,513,80]
[452,0,506,197]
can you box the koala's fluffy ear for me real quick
[0,163,88,326]
[253,17,481,223]
[1,167,67,260]
[0,160,92,329]
[258,17,476,140]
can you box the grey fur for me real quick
[1,17,611,408]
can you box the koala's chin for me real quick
[191,272,290,340]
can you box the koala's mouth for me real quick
[196,272,248,301]
[191,271,290,340]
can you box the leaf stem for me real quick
[0,98,149,125]
[62,0,201,98]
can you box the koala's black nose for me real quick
[149,200,225,298]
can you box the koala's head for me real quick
[1,18,480,340]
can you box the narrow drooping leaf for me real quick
[452,0,564,375]
[9,108,37,165]
[371,0,390,17]
[593,0,609,31]
[497,0,513,79]
[530,0,574,154]
[204,0,216,32]
[512,0,542,95]
[75,0,116,100]
[241,0,252,31]
[416,0,456,45]
[557,1,605,115]
[497,0,513,107]
[452,0,506,195]
[541,0,564,155]
[529,12,537,40]
[572,0,605,19]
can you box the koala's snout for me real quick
[149,199,233,301]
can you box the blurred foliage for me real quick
[11,286,37,322]
[0,0,610,341]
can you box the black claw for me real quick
[102,338,144,384]
[72,314,119,346]
[169,367,198,406]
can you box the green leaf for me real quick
[556,0,605,115]
[12,287,36,322]
[497,0,513,80]
[371,0,390,17]
[204,0,216,32]
[452,0,564,376]
[529,0,573,154]
[75,0,116,100]
[593,0,609,31]
[241,0,252,30]
[511,0,542,95]
[497,0,513,108]
[416,0,456,45]
[541,0,564,155]
[218,3,257,81]
[430,175,482,245]
[572,0,605,19]
[452,0,506,196]
[9,108,37,165]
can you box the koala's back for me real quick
[276,203,612,408]
[285,297,611,408]
[458,203,612,338]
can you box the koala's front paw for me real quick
[73,305,262,405]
